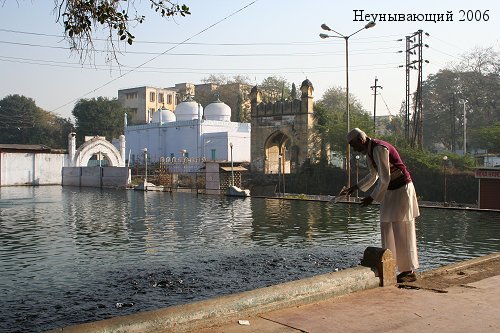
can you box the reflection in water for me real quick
[251,199,381,247]
[0,186,499,332]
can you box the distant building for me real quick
[475,167,500,210]
[120,82,252,125]
[170,82,252,122]
[249,79,319,174]
[118,86,178,124]
[121,97,251,165]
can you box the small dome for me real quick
[152,107,176,123]
[300,78,314,90]
[175,100,201,121]
[204,98,231,121]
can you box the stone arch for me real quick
[73,136,124,167]
[250,79,318,173]
[264,131,291,174]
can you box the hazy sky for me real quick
[0,0,498,121]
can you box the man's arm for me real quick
[369,146,391,202]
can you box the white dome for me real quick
[174,101,201,121]
[152,107,176,123]
[205,99,231,121]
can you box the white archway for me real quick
[73,136,125,167]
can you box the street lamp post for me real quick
[320,21,376,190]
[203,139,211,160]
[180,149,187,159]
[143,148,148,182]
[355,155,360,199]
[229,142,234,187]
[278,154,282,197]
[443,155,448,204]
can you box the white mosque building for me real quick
[122,97,251,165]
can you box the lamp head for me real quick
[319,33,329,39]
[321,23,331,31]
[364,21,376,29]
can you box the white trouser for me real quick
[380,219,419,272]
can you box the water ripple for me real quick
[0,186,499,332]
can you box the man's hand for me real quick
[360,196,374,207]
[339,185,358,196]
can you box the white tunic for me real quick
[357,141,420,271]
[357,142,420,223]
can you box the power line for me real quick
[379,92,394,117]
[0,27,404,45]
[0,55,400,72]
[0,40,400,56]
[50,1,260,112]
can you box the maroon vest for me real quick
[368,138,412,190]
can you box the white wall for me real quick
[122,119,251,165]
[62,167,131,188]
[0,152,67,186]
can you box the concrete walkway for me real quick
[198,259,500,333]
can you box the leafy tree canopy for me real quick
[314,86,372,152]
[53,1,190,63]
[72,97,127,144]
[0,94,73,148]
[259,76,291,102]
[471,121,500,153]
[422,46,499,152]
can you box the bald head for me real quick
[346,128,367,144]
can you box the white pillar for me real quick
[119,135,126,167]
[68,132,76,166]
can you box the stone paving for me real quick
[197,254,500,333]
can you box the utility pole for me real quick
[416,30,424,149]
[404,34,413,142]
[460,100,468,155]
[449,94,456,152]
[402,30,429,148]
[370,77,383,135]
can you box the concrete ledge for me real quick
[419,252,500,279]
[50,266,380,333]
[361,246,396,286]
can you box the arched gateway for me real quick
[250,79,319,174]
[68,133,126,167]
[62,133,129,188]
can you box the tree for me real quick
[290,83,298,100]
[0,94,73,148]
[260,76,291,102]
[421,47,500,151]
[452,46,499,75]
[471,122,500,153]
[315,86,372,152]
[53,1,190,63]
[72,97,127,144]
[313,103,331,166]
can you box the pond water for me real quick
[1,186,499,333]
